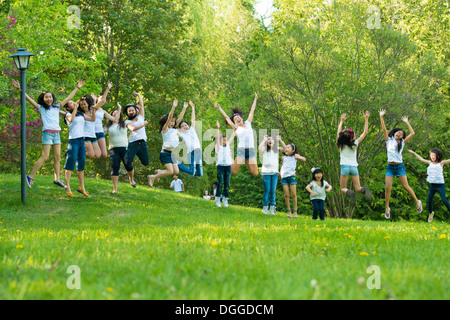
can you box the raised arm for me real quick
[66,101,80,123]
[277,136,287,153]
[402,116,415,144]
[189,101,196,129]
[176,102,188,127]
[407,150,431,164]
[379,109,389,141]
[227,127,237,145]
[132,92,144,117]
[357,110,370,144]
[247,92,258,123]
[162,100,178,134]
[61,80,85,107]
[11,79,39,109]
[294,153,307,162]
[336,113,346,143]
[215,121,221,151]
[96,81,113,110]
[258,135,269,153]
[214,102,236,129]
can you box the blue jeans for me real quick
[64,138,86,171]
[262,173,278,206]
[427,183,450,214]
[312,199,325,220]
[178,149,203,177]
[125,140,149,167]
[216,165,231,198]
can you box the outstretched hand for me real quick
[401,116,409,124]
[379,109,386,117]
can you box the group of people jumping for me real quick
[11,80,450,222]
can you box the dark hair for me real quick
[265,136,278,152]
[37,91,58,109]
[430,148,443,163]
[122,104,140,120]
[283,143,297,156]
[159,113,177,133]
[105,110,125,130]
[230,107,244,124]
[80,95,95,111]
[311,167,324,185]
[337,130,356,150]
[388,128,406,152]
[178,120,189,129]
[63,101,83,125]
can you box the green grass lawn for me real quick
[0,173,448,300]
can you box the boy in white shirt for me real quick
[170,175,184,192]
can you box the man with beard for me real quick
[123,92,150,186]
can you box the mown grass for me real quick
[0,173,448,300]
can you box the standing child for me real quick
[11,79,85,189]
[258,135,280,215]
[177,101,203,177]
[336,111,372,206]
[408,149,450,222]
[306,167,332,220]
[379,109,422,219]
[214,121,236,208]
[278,137,306,218]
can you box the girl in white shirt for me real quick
[380,109,422,219]
[336,111,372,206]
[104,104,136,193]
[79,95,101,160]
[177,101,203,177]
[214,93,259,176]
[408,148,450,222]
[279,137,306,218]
[148,100,187,187]
[258,135,280,215]
[11,79,85,189]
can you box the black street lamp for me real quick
[9,48,35,204]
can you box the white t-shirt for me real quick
[162,128,180,150]
[171,179,183,192]
[84,117,96,138]
[203,195,211,200]
[236,120,255,149]
[261,149,279,174]
[95,109,105,133]
[280,155,297,178]
[105,124,128,149]
[427,163,445,184]
[179,127,201,151]
[340,139,359,166]
[39,104,61,131]
[125,115,147,143]
[386,137,404,163]
[215,143,233,166]
[66,113,85,140]
[309,180,329,201]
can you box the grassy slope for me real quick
[0,174,449,300]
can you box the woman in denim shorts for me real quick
[380,109,422,219]
[336,111,372,206]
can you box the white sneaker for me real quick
[215,197,221,207]
[262,206,269,215]
[269,206,276,215]
[223,197,229,207]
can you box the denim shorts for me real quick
[281,175,297,185]
[385,163,407,177]
[159,149,176,165]
[84,137,98,143]
[95,132,105,140]
[64,138,86,171]
[340,165,359,176]
[236,147,256,160]
[42,131,61,145]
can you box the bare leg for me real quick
[97,137,108,159]
[52,144,61,181]
[399,175,421,209]
[385,175,394,211]
[29,144,51,178]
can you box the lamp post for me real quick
[9,48,34,205]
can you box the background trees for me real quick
[1,0,448,220]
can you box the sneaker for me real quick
[53,180,67,188]
[262,206,269,215]
[269,206,276,215]
[428,212,434,223]
[361,186,372,202]
[215,197,221,208]
[223,197,229,208]
[385,207,390,219]
[346,189,356,206]
[26,175,34,188]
